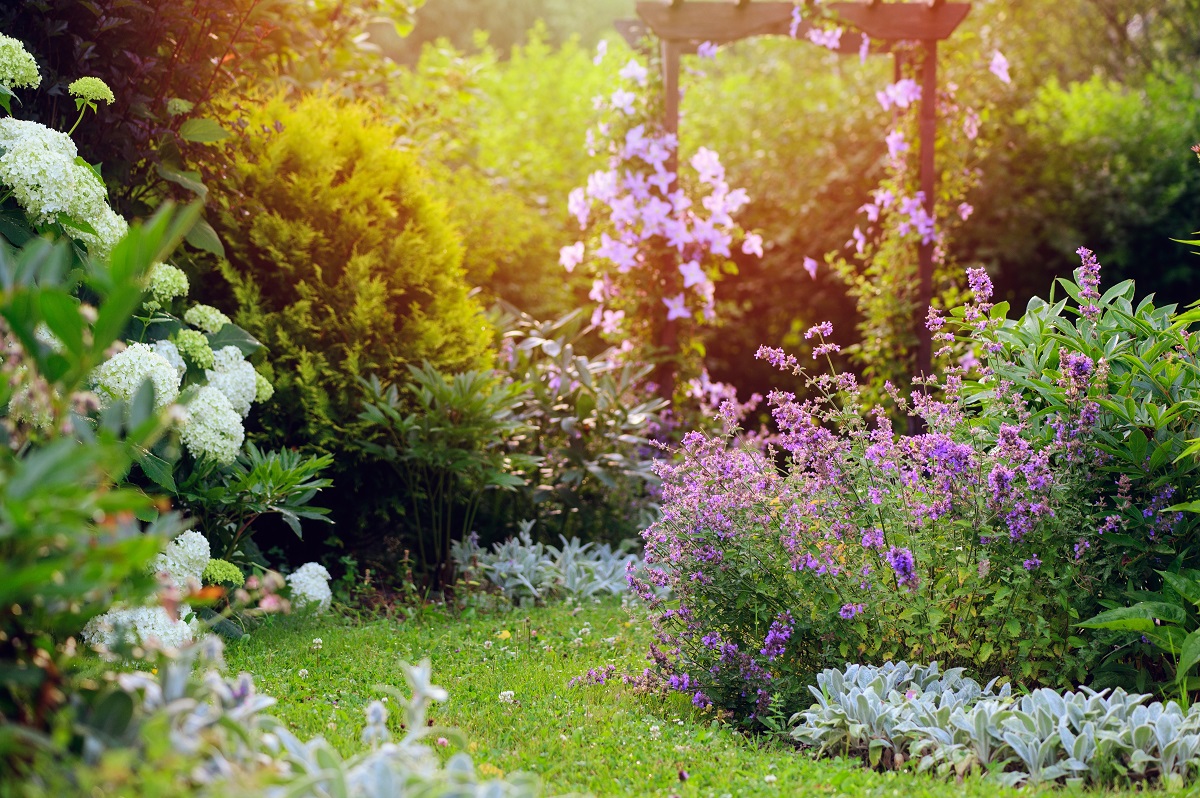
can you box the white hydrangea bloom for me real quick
[81,605,196,651]
[72,204,129,261]
[180,386,244,465]
[91,342,181,410]
[146,262,189,307]
[0,34,41,89]
[184,304,231,333]
[0,118,127,257]
[150,339,186,379]
[152,529,210,591]
[205,345,256,417]
[33,322,63,352]
[287,562,332,613]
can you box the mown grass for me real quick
[223,598,1180,797]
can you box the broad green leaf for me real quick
[205,323,262,356]
[184,218,225,257]
[1178,628,1200,677]
[178,118,232,144]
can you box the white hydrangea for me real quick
[184,304,231,333]
[179,385,244,465]
[0,118,128,259]
[150,338,187,379]
[91,342,181,410]
[145,262,189,307]
[205,345,257,417]
[287,562,332,613]
[33,322,62,352]
[82,605,197,651]
[0,34,41,90]
[152,529,210,592]
[72,204,129,261]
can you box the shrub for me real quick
[479,304,666,544]
[631,269,1112,724]
[207,93,493,449]
[0,208,196,772]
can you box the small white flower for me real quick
[764,774,777,783]
[298,669,309,679]
[311,638,323,650]
[498,690,515,704]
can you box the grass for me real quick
[223,597,1178,797]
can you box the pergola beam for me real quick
[635,2,970,43]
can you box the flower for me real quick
[804,256,819,279]
[153,529,211,591]
[184,304,231,333]
[0,117,119,249]
[146,262,189,308]
[254,371,274,403]
[68,77,115,105]
[679,260,706,289]
[91,342,180,410]
[742,233,763,257]
[298,668,309,679]
[82,605,196,651]
[619,59,649,86]
[312,638,323,650]
[0,34,40,89]
[205,346,257,417]
[989,50,1011,84]
[180,386,244,465]
[287,562,333,613]
[697,41,719,59]
[499,690,516,704]
[662,293,691,321]
[806,27,842,51]
[885,546,918,588]
[202,558,245,587]
[559,242,585,272]
[172,328,215,369]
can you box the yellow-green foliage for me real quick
[201,558,244,588]
[211,93,493,449]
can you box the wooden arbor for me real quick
[619,0,971,383]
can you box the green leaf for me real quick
[1178,628,1200,677]
[38,291,84,356]
[155,163,207,199]
[1160,571,1200,607]
[1077,603,1183,632]
[184,218,225,258]
[205,323,262,356]
[178,118,232,144]
[136,450,177,492]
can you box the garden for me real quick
[2,0,1200,795]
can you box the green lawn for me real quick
[223,598,1177,797]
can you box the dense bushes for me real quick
[205,93,493,446]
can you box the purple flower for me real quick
[1074,247,1102,320]
[885,546,918,588]
[692,691,712,709]
[697,41,719,59]
[1022,555,1041,571]
[805,321,834,339]
[759,611,794,660]
[839,603,865,619]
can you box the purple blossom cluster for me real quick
[564,60,762,347]
[630,277,1118,721]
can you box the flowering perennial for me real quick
[90,342,180,410]
[179,386,244,465]
[286,562,333,612]
[0,34,40,89]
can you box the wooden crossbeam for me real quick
[635,1,970,43]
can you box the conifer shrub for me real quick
[206,93,492,450]
[199,94,493,548]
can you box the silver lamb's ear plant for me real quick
[788,660,1200,789]
[451,521,652,604]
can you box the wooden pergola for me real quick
[619,0,971,384]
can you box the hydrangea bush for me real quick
[631,266,1120,723]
